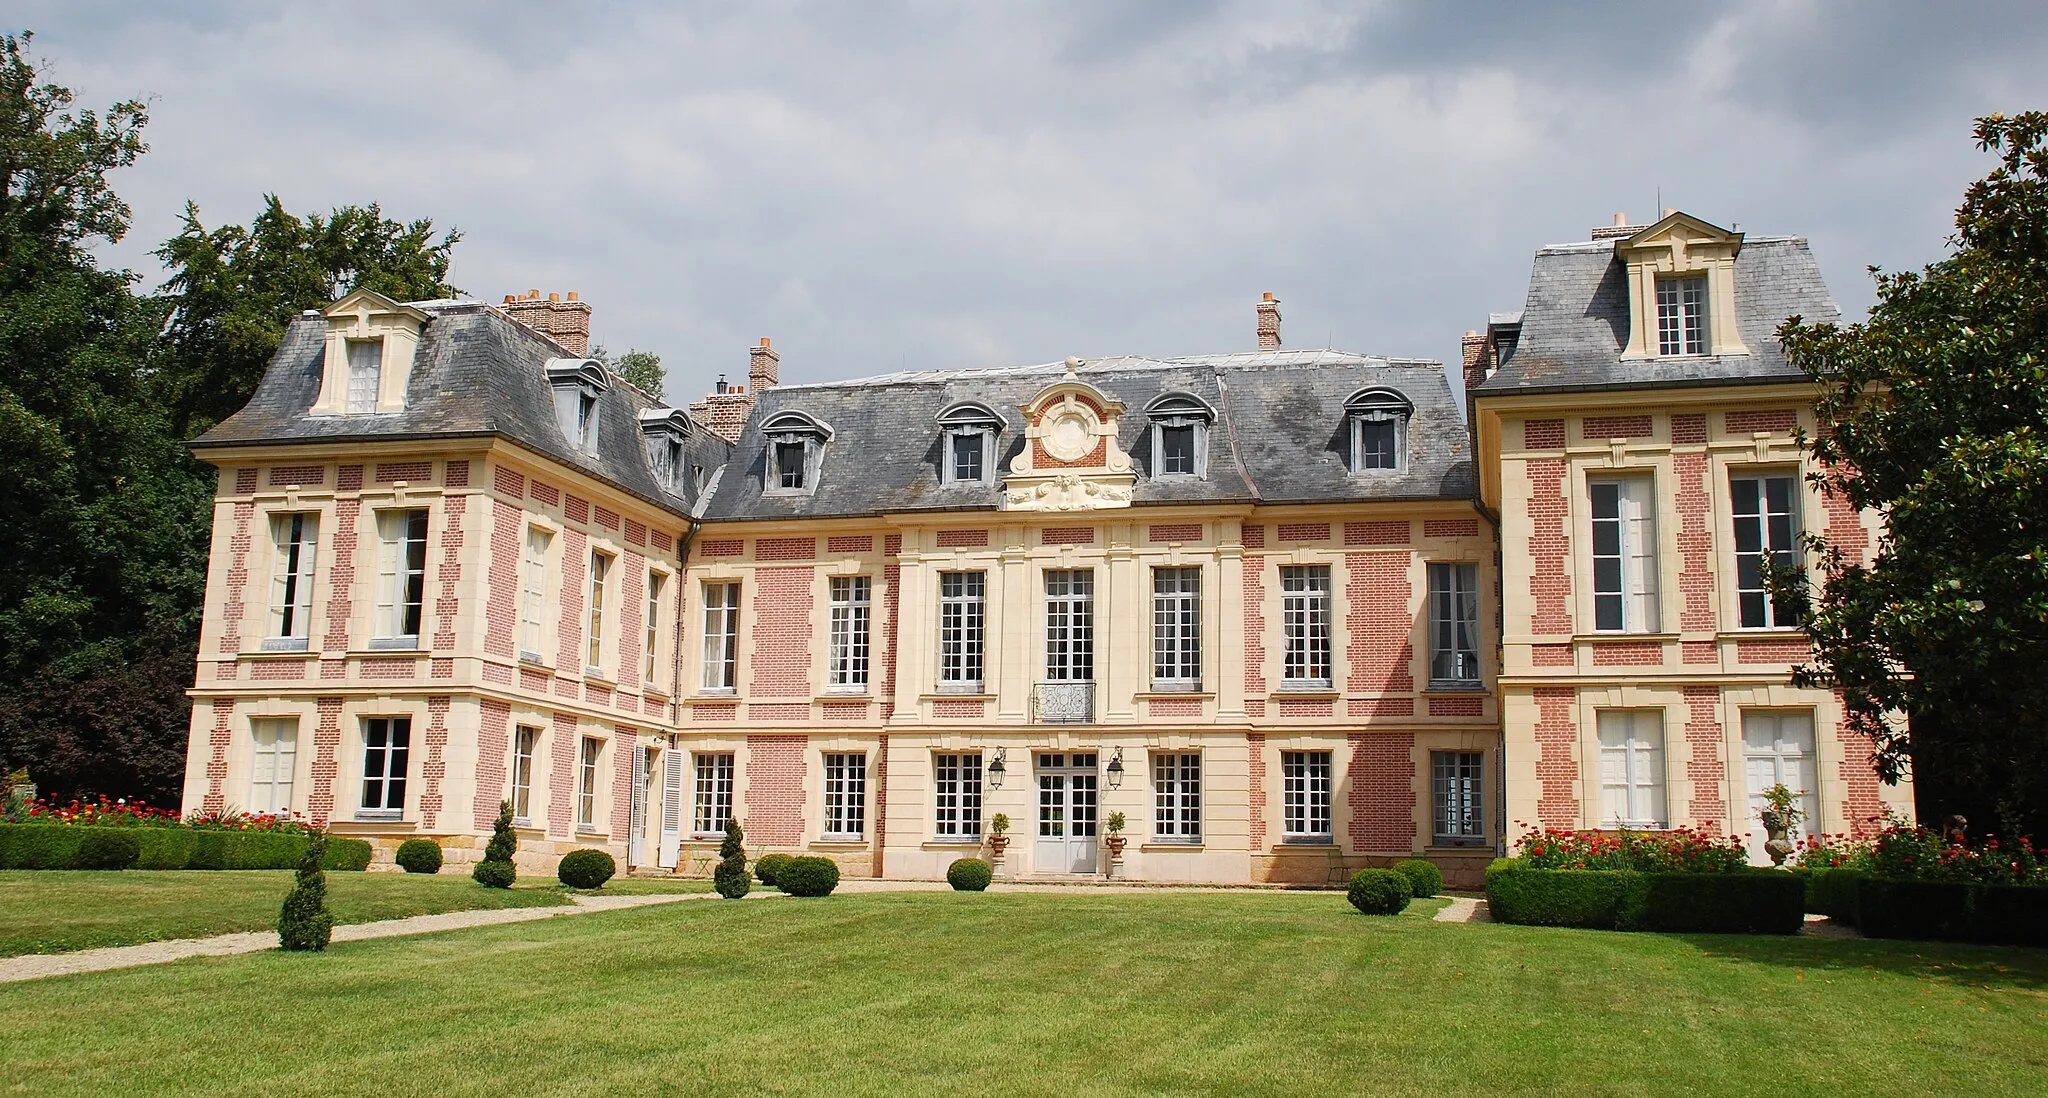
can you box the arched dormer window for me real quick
[761,409,832,495]
[546,359,609,455]
[638,408,694,497]
[1344,388,1411,473]
[936,401,1005,485]
[1144,392,1215,479]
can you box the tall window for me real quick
[360,717,411,815]
[1656,275,1708,355]
[938,572,986,691]
[345,338,382,413]
[1152,567,1201,689]
[1742,711,1818,862]
[267,513,318,649]
[701,582,739,691]
[1427,563,1481,686]
[645,572,666,683]
[249,718,298,816]
[1281,566,1332,687]
[1599,710,1667,828]
[520,527,550,660]
[948,431,986,483]
[1432,751,1485,845]
[577,736,601,830]
[824,752,867,838]
[1281,750,1333,841]
[375,510,429,642]
[828,576,872,691]
[1590,477,1660,632]
[1732,473,1801,629]
[1044,570,1094,682]
[938,403,1001,485]
[510,726,539,824]
[586,550,611,672]
[1152,753,1201,842]
[692,752,735,836]
[1345,389,1410,473]
[933,752,983,839]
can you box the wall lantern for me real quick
[1105,747,1125,789]
[987,748,1007,790]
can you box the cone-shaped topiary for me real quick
[558,848,616,889]
[713,817,750,899]
[396,838,443,874]
[1391,858,1443,899]
[472,800,517,888]
[278,836,335,951]
[947,857,993,891]
[1347,868,1412,915]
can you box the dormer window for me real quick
[1656,275,1707,355]
[936,402,1004,485]
[1143,393,1213,480]
[345,339,383,414]
[314,289,426,416]
[1616,212,1749,359]
[1345,388,1411,473]
[638,408,694,496]
[546,359,610,455]
[761,410,832,496]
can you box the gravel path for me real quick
[1432,896,1493,922]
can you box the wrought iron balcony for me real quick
[1032,681,1096,724]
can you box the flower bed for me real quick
[1512,825,1750,874]
[1788,825,2045,945]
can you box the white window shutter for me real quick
[1623,478,1661,632]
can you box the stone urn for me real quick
[1759,809,1796,866]
[987,832,1010,859]
[1104,834,1128,859]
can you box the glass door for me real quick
[1742,711,1818,864]
[1034,752,1099,873]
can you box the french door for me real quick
[1743,711,1818,864]
[629,745,653,866]
[1034,752,1099,874]
[658,741,685,869]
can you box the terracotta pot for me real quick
[988,833,1010,856]
[1105,835,1128,857]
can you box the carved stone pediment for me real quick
[1002,360,1134,511]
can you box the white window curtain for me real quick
[249,718,298,816]
[268,513,318,645]
[345,339,383,413]
[1598,710,1667,828]
[1590,477,1660,632]
[521,527,550,659]
[701,582,739,690]
[375,510,428,641]
[1742,711,1819,862]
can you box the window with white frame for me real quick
[520,526,550,661]
[1598,710,1667,829]
[374,510,428,644]
[1152,567,1201,689]
[359,717,410,815]
[1152,752,1201,842]
[1281,566,1332,688]
[1732,472,1802,629]
[1656,275,1708,356]
[547,359,608,453]
[1281,750,1333,841]
[692,752,735,836]
[1044,570,1094,682]
[1742,710,1819,859]
[344,338,383,414]
[1144,393,1213,479]
[701,582,739,691]
[577,735,601,830]
[937,403,1001,485]
[586,549,611,673]
[639,409,692,496]
[1427,562,1481,686]
[248,718,298,816]
[828,576,872,691]
[1432,751,1485,845]
[933,752,983,839]
[644,571,666,684]
[762,411,831,495]
[510,726,538,824]
[267,513,318,650]
[1590,476,1660,632]
[823,752,867,838]
[1344,388,1410,473]
[938,571,986,691]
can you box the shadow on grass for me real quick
[1672,930,2048,991]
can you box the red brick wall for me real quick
[1345,553,1414,694]
[1278,522,1330,542]
[484,500,519,659]
[234,467,257,494]
[871,734,889,877]
[749,703,808,721]
[750,567,815,697]
[1244,563,1267,697]
[1042,527,1094,545]
[1823,484,1868,567]
[1242,524,1266,548]
[828,535,873,553]
[309,697,342,827]
[1526,458,1572,635]
[1348,697,1413,717]
[1590,641,1664,666]
[1534,686,1579,830]
[219,501,253,656]
[202,700,234,813]
[1736,638,1810,664]
[360,657,418,680]
[1582,414,1653,439]
[1671,413,1707,446]
[1247,733,1267,849]
[1422,518,1478,539]
[881,563,901,719]
[1278,699,1333,718]
[548,712,578,839]
[326,499,359,657]
[745,734,808,846]
[618,552,645,685]
[1149,524,1201,542]
[1149,698,1202,717]
[1523,419,1565,450]
[432,496,465,651]
[494,466,525,497]
[1349,733,1415,852]
[932,699,984,719]
[269,464,325,486]
[1725,409,1797,434]
[337,464,364,492]
[756,537,815,561]
[1674,451,1714,631]
[565,494,589,525]
[1429,695,1484,717]
[375,461,432,483]
[594,505,619,531]
[936,529,988,548]
[1531,644,1574,667]
[1682,640,1718,664]
[1838,710,1885,838]
[474,698,510,829]
[1682,687,1725,829]
[611,725,636,845]
[420,696,450,830]
[445,460,469,488]
[699,539,743,557]
[556,529,587,672]
[530,480,559,507]
[1344,520,1408,546]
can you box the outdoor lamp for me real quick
[987,748,1006,789]
[1105,747,1125,789]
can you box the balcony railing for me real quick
[1032,681,1095,724]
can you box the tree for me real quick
[714,818,750,899]
[472,800,517,888]
[1780,112,2048,842]
[591,344,664,400]
[156,196,459,435]
[277,835,334,951]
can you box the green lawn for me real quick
[2,890,2044,1096]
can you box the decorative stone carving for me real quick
[1001,362,1136,511]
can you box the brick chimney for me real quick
[1461,330,1490,396]
[688,338,778,444]
[749,337,780,391]
[1590,212,1637,242]
[1256,292,1282,349]
[501,290,593,356]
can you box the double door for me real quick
[1743,712,1818,864]
[1035,752,1099,874]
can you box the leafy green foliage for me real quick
[714,818,750,899]
[1781,113,2048,841]
[946,857,992,891]
[276,837,333,951]
[471,859,516,890]
[592,345,664,399]
[557,848,616,889]
[754,852,793,886]
[1486,861,1805,933]
[394,839,443,875]
[71,829,139,870]
[1345,868,1410,915]
[473,801,516,888]
[0,820,364,870]
[1390,858,1442,899]
[776,856,840,897]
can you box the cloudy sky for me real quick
[21,1,2048,404]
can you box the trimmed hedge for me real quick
[755,853,795,887]
[777,856,841,897]
[947,857,993,892]
[1347,868,1411,915]
[395,838,443,874]
[1800,867,1864,922]
[0,823,370,872]
[1485,859,1804,934]
[558,848,617,889]
[1856,877,2048,947]
[1391,858,1443,899]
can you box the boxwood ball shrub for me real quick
[557,848,617,889]
[778,856,841,897]
[755,852,794,886]
[947,857,993,891]
[1391,858,1443,899]
[395,838,443,874]
[1347,868,1412,915]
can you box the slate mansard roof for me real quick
[702,350,1475,522]
[1474,234,1840,397]
[191,303,732,519]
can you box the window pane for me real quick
[1357,418,1397,469]
[1152,752,1201,840]
[1044,570,1094,682]
[939,572,986,686]
[1731,473,1801,628]
[346,339,382,413]
[934,753,983,837]
[1281,567,1331,684]
[702,582,739,689]
[1428,563,1480,683]
[825,753,867,837]
[950,432,983,482]
[829,577,872,688]
[1152,567,1201,685]
[775,441,807,489]
[1432,751,1484,842]
[1281,751,1333,838]
[693,753,735,835]
[1160,425,1196,475]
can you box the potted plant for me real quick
[1758,784,1805,866]
[987,812,1011,858]
[1104,811,1128,858]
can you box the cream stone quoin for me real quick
[181,210,1910,888]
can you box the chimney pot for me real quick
[567,291,578,301]
[760,337,771,348]
[547,292,560,302]
[503,294,515,304]
[1255,292,1282,350]
[500,288,593,356]
[1613,212,1627,227]
[1662,207,1676,218]
[527,289,539,299]
[749,335,781,390]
